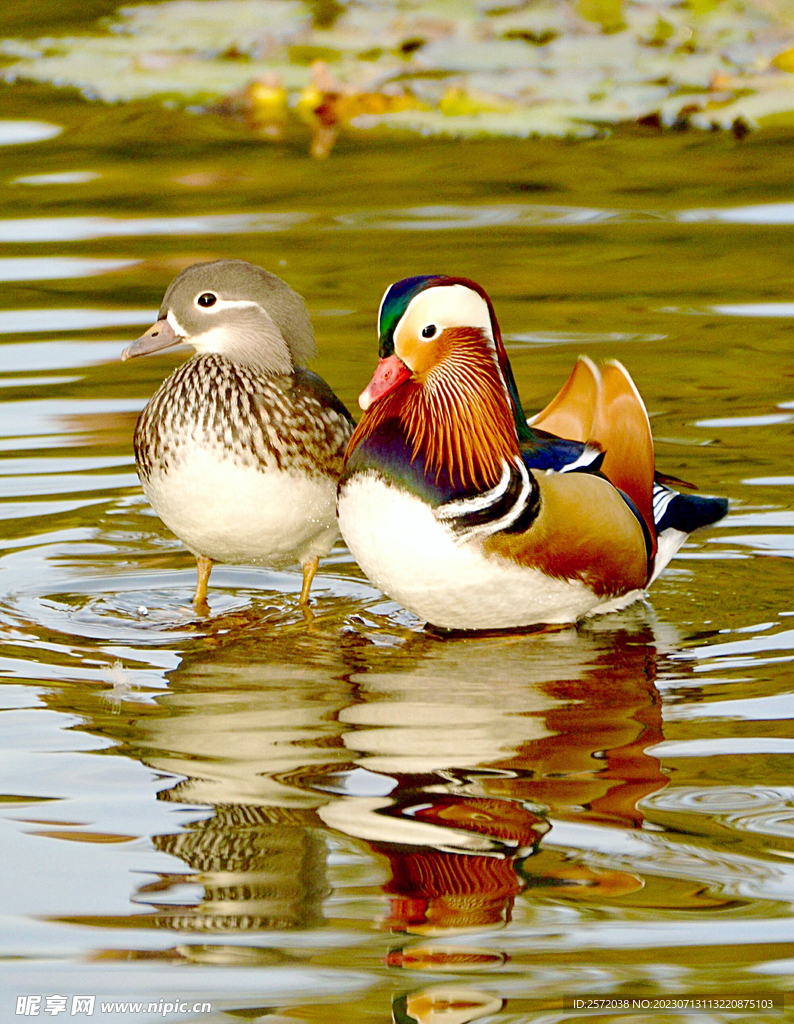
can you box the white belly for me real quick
[143,448,339,566]
[338,473,625,630]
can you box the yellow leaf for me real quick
[772,45,794,72]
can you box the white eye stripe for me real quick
[192,296,261,313]
[398,285,494,343]
[166,310,188,337]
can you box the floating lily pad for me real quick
[2,0,794,152]
[354,105,601,139]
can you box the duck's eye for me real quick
[197,292,217,308]
[421,324,437,339]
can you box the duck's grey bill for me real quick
[121,318,181,361]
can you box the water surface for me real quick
[0,49,793,1024]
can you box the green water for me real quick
[0,18,793,1024]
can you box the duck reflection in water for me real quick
[107,611,677,949]
[318,617,666,935]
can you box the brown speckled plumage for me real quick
[135,353,352,482]
[122,259,355,607]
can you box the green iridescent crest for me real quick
[377,275,448,359]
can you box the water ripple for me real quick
[331,203,620,230]
[731,810,794,838]
[12,171,99,185]
[0,341,124,371]
[6,200,794,245]
[0,203,685,245]
[718,512,794,528]
[0,257,135,281]
[695,413,794,427]
[715,535,794,557]
[676,628,794,660]
[0,309,156,334]
[645,787,794,840]
[0,212,308,243]
[651,737,794,756]
[666,301,794,318]
[0,120,61,145]
[666,691,794,721]
[548,820,794,901]
[646,786,794,814]
[743,477,794,485]
[507,330,665,347]
[678,202,794,225]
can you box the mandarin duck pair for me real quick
[124,261,727,630]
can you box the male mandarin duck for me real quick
[122,259,353,609]
[338,275,728,631]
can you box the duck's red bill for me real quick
[359,355,412,411]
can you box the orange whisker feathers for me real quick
[348,330,519,492]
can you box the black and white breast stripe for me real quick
[434,456,540,540]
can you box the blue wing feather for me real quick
[519,427,605,475]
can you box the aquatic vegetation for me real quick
[3,0,794,153]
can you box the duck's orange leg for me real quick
[193,554,213,610]
[299,555,319,605]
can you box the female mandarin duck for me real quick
[122,259,353,609]
[338,275,728,631]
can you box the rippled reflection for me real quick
[79,617,674,945]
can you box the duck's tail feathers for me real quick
[655,468,697,491]
[649,482,729,583]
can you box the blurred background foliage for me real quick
[5,0,794,155]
